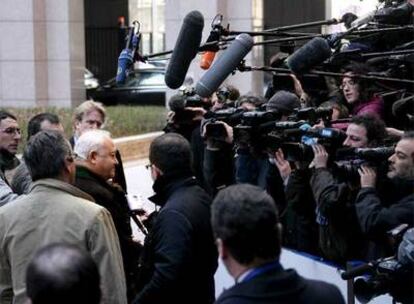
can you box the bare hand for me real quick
[274,148,292,181]
[186,107,207,121]
[358,165,376,188]
[310,144,328,169]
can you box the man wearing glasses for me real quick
[0,111,21,185]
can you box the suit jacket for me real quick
[74,166,141,300]
[215,267,345,304]
[134,174,218,304]
[0,179,127,304]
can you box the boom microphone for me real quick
[286,37,332,74]
[165,11,204,89]
[392,95,414,117]
[195,33,254,98]
[350,10,376,28]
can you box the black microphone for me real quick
[165,11,204,89]
[341,263,375,280]
[195,33,254,98]
[341,12,358,29]
[286,37,332,74]
[392,95,414,117]
[168,94,186,112]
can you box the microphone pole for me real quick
[142,17,342,60]
[252,25,414,47]
[142,24,413,60]
[238,64,414,85]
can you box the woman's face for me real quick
[342,72,360,104]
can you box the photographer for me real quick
[356,132,414,256]
[235,92,298,188]
[310,115,387,263]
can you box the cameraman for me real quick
[235,91,299,188]
[310,115,387,263]
[356,131,414,256]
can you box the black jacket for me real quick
[215,267,345,304]
[134,174,218,304]
[310,168,367,263]
[355,179,414,257]
[282,169,319,255]
[74,166,141,301]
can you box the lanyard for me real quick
[241,260,283,283]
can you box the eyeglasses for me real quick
[340,79,358,89]
[96,152,117,160]
[145,163,153,170]
[0,127,21,135]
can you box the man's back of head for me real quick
[149,133,193,176]
[212,184,281,266]
[26,243,101,304]
[23,130,74,183]
[212,184,345,304]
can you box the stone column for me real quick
[0,0,85,108]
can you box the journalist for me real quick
[310,115,387,262]
[356,131,414,256]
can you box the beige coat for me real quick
[0,178,127,304]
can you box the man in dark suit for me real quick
[211,184,345,304]
[133,133,218,304]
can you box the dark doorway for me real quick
[84,0,129,82]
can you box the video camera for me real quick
[334,146,394,180]
[168,88,209,124]
[341,224,414,304]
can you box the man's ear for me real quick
[216,238,228,260]
[151,164,163,180]
[63,154,76,178]
[88,150,98,164]
[276,223,283,244]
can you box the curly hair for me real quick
[351,114,387,147]
[341,62,378,103]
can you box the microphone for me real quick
[165,11,204,89]
[392,95,414,117]
[350,10,376,28]
[200,15,222,70]
[195,33,254,98]
[341,12,358,29]
[341,263,375,280]
[116,23,141,85]
[286,37,332,74]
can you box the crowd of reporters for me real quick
[164,3,414,269]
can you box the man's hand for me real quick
[274,148,292,181]
[202,120,233,150]
[358,165,377,188]
[186,107,207,121]
[310,144,329,169]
